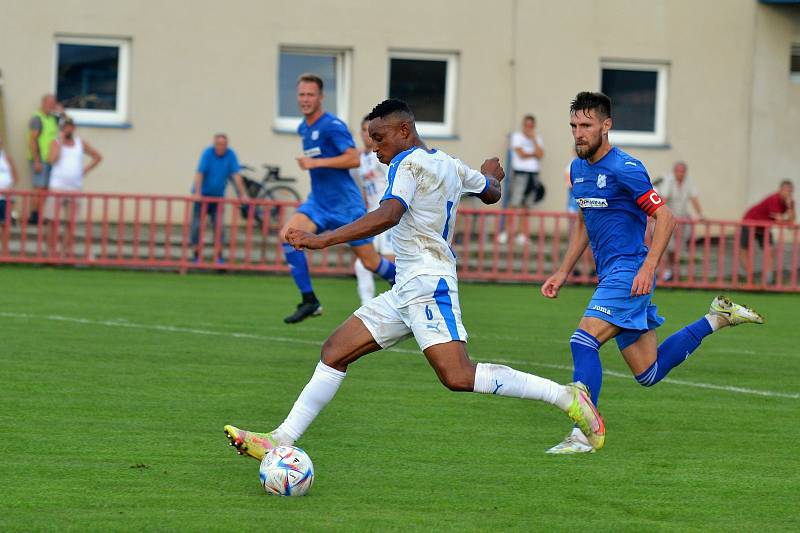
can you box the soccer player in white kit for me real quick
[353,115,395,305]
[224,99,604,460]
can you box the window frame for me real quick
[600,60,669,147]
[274,46,351,133]
[791,43,800,83]
[387,50,458,138]
[52,35,131,126]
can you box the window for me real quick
[388,51,458,137]
[600,61,668,146]
[275,47,350,132]
[54,36,130,126]
[791,44,800,83]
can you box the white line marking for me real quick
[2,311,796,400]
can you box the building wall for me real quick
[0,0,797,219]
[748,3,800,207]
[512,0,760,217]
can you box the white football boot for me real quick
[708,295,764,327]
[546,427,595,455]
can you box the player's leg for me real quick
[411,275,604,448]
[353,258,375,306]
[225,314,382,460]
[351,243,396,284]
[622,296,764,387]
[280,211,320,323]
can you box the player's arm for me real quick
[297,147,360,171]
[286,199,405,250]
[631,194,676,296]
[476,158,504,204]
[541,211,590,299]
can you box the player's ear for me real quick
[601,117,612,135]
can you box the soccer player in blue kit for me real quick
[281,73,397,323]
[541,92,764,454]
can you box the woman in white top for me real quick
[0,135,20,222]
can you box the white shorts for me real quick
[354,275,468,351]
[373,230,394,256]
[44,188,82,221]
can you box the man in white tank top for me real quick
[45,117,102,255]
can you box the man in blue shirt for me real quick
[540,92,764,454]
[280,73,396,323]
[192,133,247,262]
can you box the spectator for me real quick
[45,116,102,255]
[27,94,61,224]
[657,161,705,281]
[499,114,544,245]
[739,180,795,283]
[191,133,247,262]
[0,134,20,221]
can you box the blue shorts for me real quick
[583,264,665,351]
[298,198,372,247]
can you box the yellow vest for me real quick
[28,111,59,161]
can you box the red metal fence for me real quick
[1,190,797,292]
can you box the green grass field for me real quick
[1,266,798,531]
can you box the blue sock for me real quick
[635,317,713,387]
[570,329,602,405]
[372,257,396,284]
[282,243,314,295]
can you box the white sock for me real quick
[473,363,570,410]
[274,361,346,444]
[704,313,727,332]
[354,258,375,306]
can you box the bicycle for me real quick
[236,164,302,227]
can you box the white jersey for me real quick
[359,151,389,212]
[381,147,488,287]
[49,137,84,190]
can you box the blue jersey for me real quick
[195,147,240,197]
[570,147,664,277]
[298,112,363,215]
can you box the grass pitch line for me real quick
[2,310,797,400]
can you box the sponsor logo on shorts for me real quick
[591,304,612,316]
[577,197,608,208]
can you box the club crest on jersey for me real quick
[577,197,608,208]
[311,130,320,141]
[597,174,607,188]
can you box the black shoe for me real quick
[27,212,39,224]
[284,301,323,324]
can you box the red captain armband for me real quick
[636,189,665,216]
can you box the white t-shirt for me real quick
[359,151,389,212]
[381,147,488,287]
[657,174,698,218]
[49,137,85,191]
[510,131,543,173]
[0,151,12,190]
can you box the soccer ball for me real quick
[259,445,314,496]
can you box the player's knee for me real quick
[319,339,347,371]
[437,368,473,392]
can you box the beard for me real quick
[575,136,602,160]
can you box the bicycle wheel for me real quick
[267,185,302,222]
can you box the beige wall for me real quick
[748,3,800,207]
[0,0,797,220]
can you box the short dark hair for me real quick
[213,133,228,141]
[297,73,323,91]
[366,99,415,122]
[523,114,535,123]
[780,179,794,188]
[570,91,612,119]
